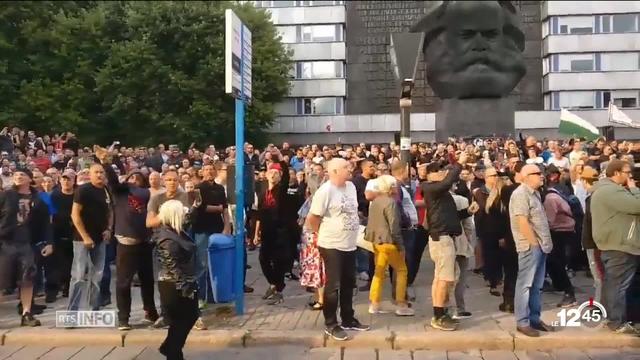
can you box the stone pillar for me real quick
[435,97,516,142]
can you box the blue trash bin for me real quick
[208,234,235,303]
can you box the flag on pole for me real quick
[608,102,640,128]
[559,109,600,141]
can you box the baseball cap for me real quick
[15,168,33,179]
[425,162,445,174]
[62,169,76,181]
[269,163,282,172]
[580,166,599,181]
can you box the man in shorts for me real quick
[422,151,469,331]
[0,168,53,326]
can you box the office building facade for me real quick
[253,1,640,143]
[542,1,640,110]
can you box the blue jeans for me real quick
[601,250,640,330]
[515,245,547,328]
[68,241,106,311]
[193,232,212,303]
[356,248,371,274]
[100,241,116,303]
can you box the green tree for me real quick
[0,1,292,147]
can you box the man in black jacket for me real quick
[95,148,159,331]
[0,168,53,326]
[422,151,468,331]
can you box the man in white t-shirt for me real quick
[307,158,370,341]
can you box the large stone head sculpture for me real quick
[411,1,526,99]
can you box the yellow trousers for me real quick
[369,243,408,304]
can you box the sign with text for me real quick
[225,9,252,103]
[56,311,116,328]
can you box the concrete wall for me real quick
[544,33,640,55]
[289,78,346,97]
[268,109,640,144]
[266,5,345,25]
[542,1,640,18]
[286,42,345,61]
[544,71,640,92]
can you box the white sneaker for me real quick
[395,306,415,317]
[358,272,370,282]
[368,304,390,314]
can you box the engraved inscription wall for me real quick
[345,1,543,114]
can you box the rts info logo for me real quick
[552,298,607,329]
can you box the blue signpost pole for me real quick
[234,25,246,316]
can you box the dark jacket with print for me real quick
[103,162,150,242]
[0,187,53,246]
[153,225,197,298]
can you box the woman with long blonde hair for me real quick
[153,200,198,360]
[472,167,511,299]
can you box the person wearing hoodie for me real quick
[96,148,160,331]
[591,160,640,335]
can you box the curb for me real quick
[0,328,638,350]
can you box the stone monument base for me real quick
[435,97,516,142]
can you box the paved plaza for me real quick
[0,247,639,359]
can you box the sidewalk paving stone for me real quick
[244,330,324,348]
[378,349,411,360]
[325,330,393,349]
[307,348,341,360]
[102,346,146,360]
[4,346,51,359]
[343,349,376,360]
[0,346,22,359]
[3,328,123,347]
[38,347,83,360]
[394,330,513,351]
[412,350,447,360]
[68,346,114,360]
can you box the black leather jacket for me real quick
[152,225,197,298]
[0,187,52,247]
[422,163,463,239]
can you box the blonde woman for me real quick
[152,200,198,360]
[365,175,414,316]
[473,167,511,299]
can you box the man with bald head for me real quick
[509,164,553,337]
[307,158,370,341]
[68,163,114,312]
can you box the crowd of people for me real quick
[0,125,639,358]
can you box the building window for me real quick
[298,0,343,5]
[277,26,297,43]
[558,91,595,109]
[616,98,638,108]
[296,61,343,79]
[612,14,638,33]
[556,16,593,35]
[570,59,593,71]
[296,97,344,114]
[302,24,341,42]
[601,90,639,108]
[556,54,594,72]
[272,1,296,7]
[601,52,640,71]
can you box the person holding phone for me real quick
[95,147,160,331]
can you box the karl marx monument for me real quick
[411,0,526,141]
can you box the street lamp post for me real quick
[389,33,424,164]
